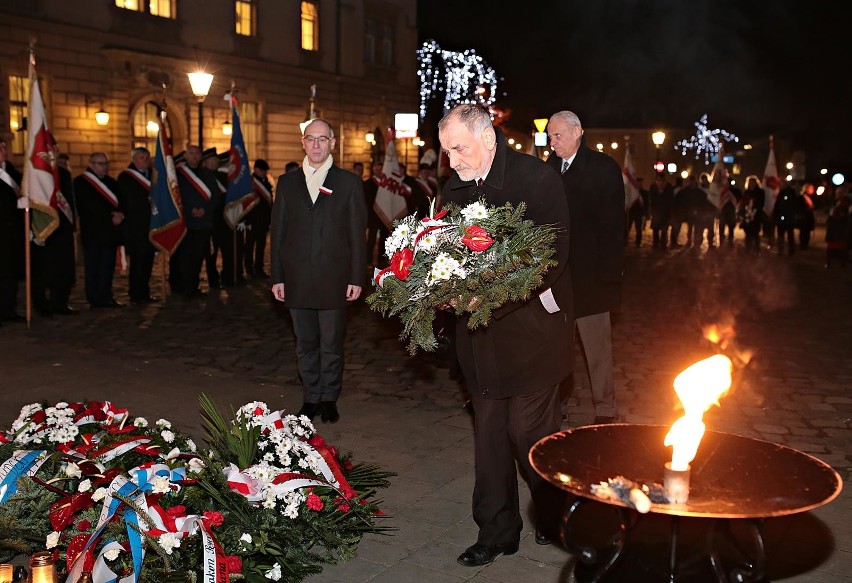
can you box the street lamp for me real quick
[187,70,214,147]
[652,130,666,174]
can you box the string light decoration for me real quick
[676,114,739,164]
[417,39,499,120]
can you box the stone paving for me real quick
[1,221,849,582]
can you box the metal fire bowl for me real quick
[530,424,842,519]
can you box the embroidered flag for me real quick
[622,146,641,210]
[762,135,781,216]
[223,94,258,228]
[148,118,186,254]
[21,55,60,243]
[373,135,410,230]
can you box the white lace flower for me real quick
[104,547,121,561]
[158,533,181,555]
[155,419,172,429]
[78,479,92,493]
[160,429,175,443]
[265,563,282,581]
[240,533,253,545]
[46,531,60,549]
[151,476,171,494]
[133,417,149,428]
[185,438,197,453]
[92,487,109,502]
[188,458,206,474]
[65,462,82,478]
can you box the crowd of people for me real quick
[626,170,852,265]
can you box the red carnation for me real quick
[166,505,187,518]
[343,459,354,471]
[226,555,243,575]
[461,225,494,252]
[203,510,225,527]
[306,493,324,511]
[390,248,414,280]
[337,502,351,513]
[76,520,92,531]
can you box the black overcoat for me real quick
[270,164,367,309]
[547,138,624,318]
[117,165,153,255]
[74,170,124,247]
[443,128,574,399]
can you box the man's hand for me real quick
[192,207,205,218]
[346,285,362,302]
[271,283,285,302]
[110,211,124,226]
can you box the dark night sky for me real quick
[417,0,852,176]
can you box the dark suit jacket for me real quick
[270,164,367,309]
[548,139,624,318]
[74,170,124,248]
[443,127,574,399]
[177,165,218,230]
[0,162,24,277]
[117,165,153,254]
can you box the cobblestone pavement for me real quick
[1,223,849,582]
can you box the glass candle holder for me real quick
[29,552,56,583]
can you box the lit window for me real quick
[236,0,255,36]
[132,101,171,151]
[301,1,319,51]
[8,75,29,155]
[115,0,175,19]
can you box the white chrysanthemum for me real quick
[78,479,92,493]
[155,419,172,429]
[185,438,197,453]
[158,533,181,555]
[263,452,275,462]
[65,462,82,478]
[265,563,282,581]
[240,533,253,544]
[104,547,121,561]
[461,201,489,221]
[262,495,276,510]
[188,458,206,474]
[46,531,60,549]
[160,430,175,443]
[151,476,171,494]
[133,417,149,428]
[427,252,462,284]
[417,231,438,252]
[92,487,109,502]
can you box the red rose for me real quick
[226,555,243,574]
[306,493,324,511]
[390,248,414,280]
[203,510,225,527]
[461,225,494,252]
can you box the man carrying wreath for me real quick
[439,104,574,566]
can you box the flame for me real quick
[664,354,732,471]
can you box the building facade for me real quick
[0,0,418,175]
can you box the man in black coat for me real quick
[74,153,125,308]
[0,139,25,323]
[440,105,573,567]
[270,119,367,424]
[245,158,273,278]
[547,111,623,424]
[118,147,157,304]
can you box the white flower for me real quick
[160,430,175,443]
[427,252,463,285]
[185,438,197,453]
[240,533,253,545]
[265,563,282,581]
[151,476,172,494]
[155,419,172,429]
[78,479,92,493]
[65,462,82,478]
[92,487,109,502]
[188,457,206,474]
[45,531,60,549]
[461,201,489,221]
[158,532,181,555]
[104,547,121,561]
[133,417,149,428]
[163,447,181,460]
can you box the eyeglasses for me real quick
[91,160,109,165]
[303,136,331,145]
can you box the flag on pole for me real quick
[622,146,641,210]
[223,94,257,229]
[21,56,60,243]
[373,133,410,230]
[707,144,730,209]
[762,135,781,216]
[148,118,186,254]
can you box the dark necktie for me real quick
[476,178,483,186]
[561,160,570,174]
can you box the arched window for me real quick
[301,1,319,51]
[131,100,173,151]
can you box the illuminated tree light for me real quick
[417,39,499,120]
[675,114,739,164]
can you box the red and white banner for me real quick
[622,147,641,210]
[763,136,781,216]
[373,137,410,230]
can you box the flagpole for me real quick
[24,38,37,329]
[230,80,238,287]
[162,252,167,305]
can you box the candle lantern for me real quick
[28,552,56,583]
[0,564,13,583]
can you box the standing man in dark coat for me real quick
[440,105,573,567]
[246,159,273,278]
[172,145,217,299]
[547,110,623,424]
[362,160,387,267]
[0,139,25,323]
[649,173,674,248]
[74,152,125,308]
[270,119,367,424]
[118,147,157,304]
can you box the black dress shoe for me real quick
[320,401,340,424]
[457,541,519,567]
[297,403,318,421]
[54,306,79,316]
[534,529,552,546]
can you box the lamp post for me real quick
[187,70,214,147]
[652,130,666,174]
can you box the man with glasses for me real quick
[439,105,573,566]
[270,119,367,424]
[74,153,126,308]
